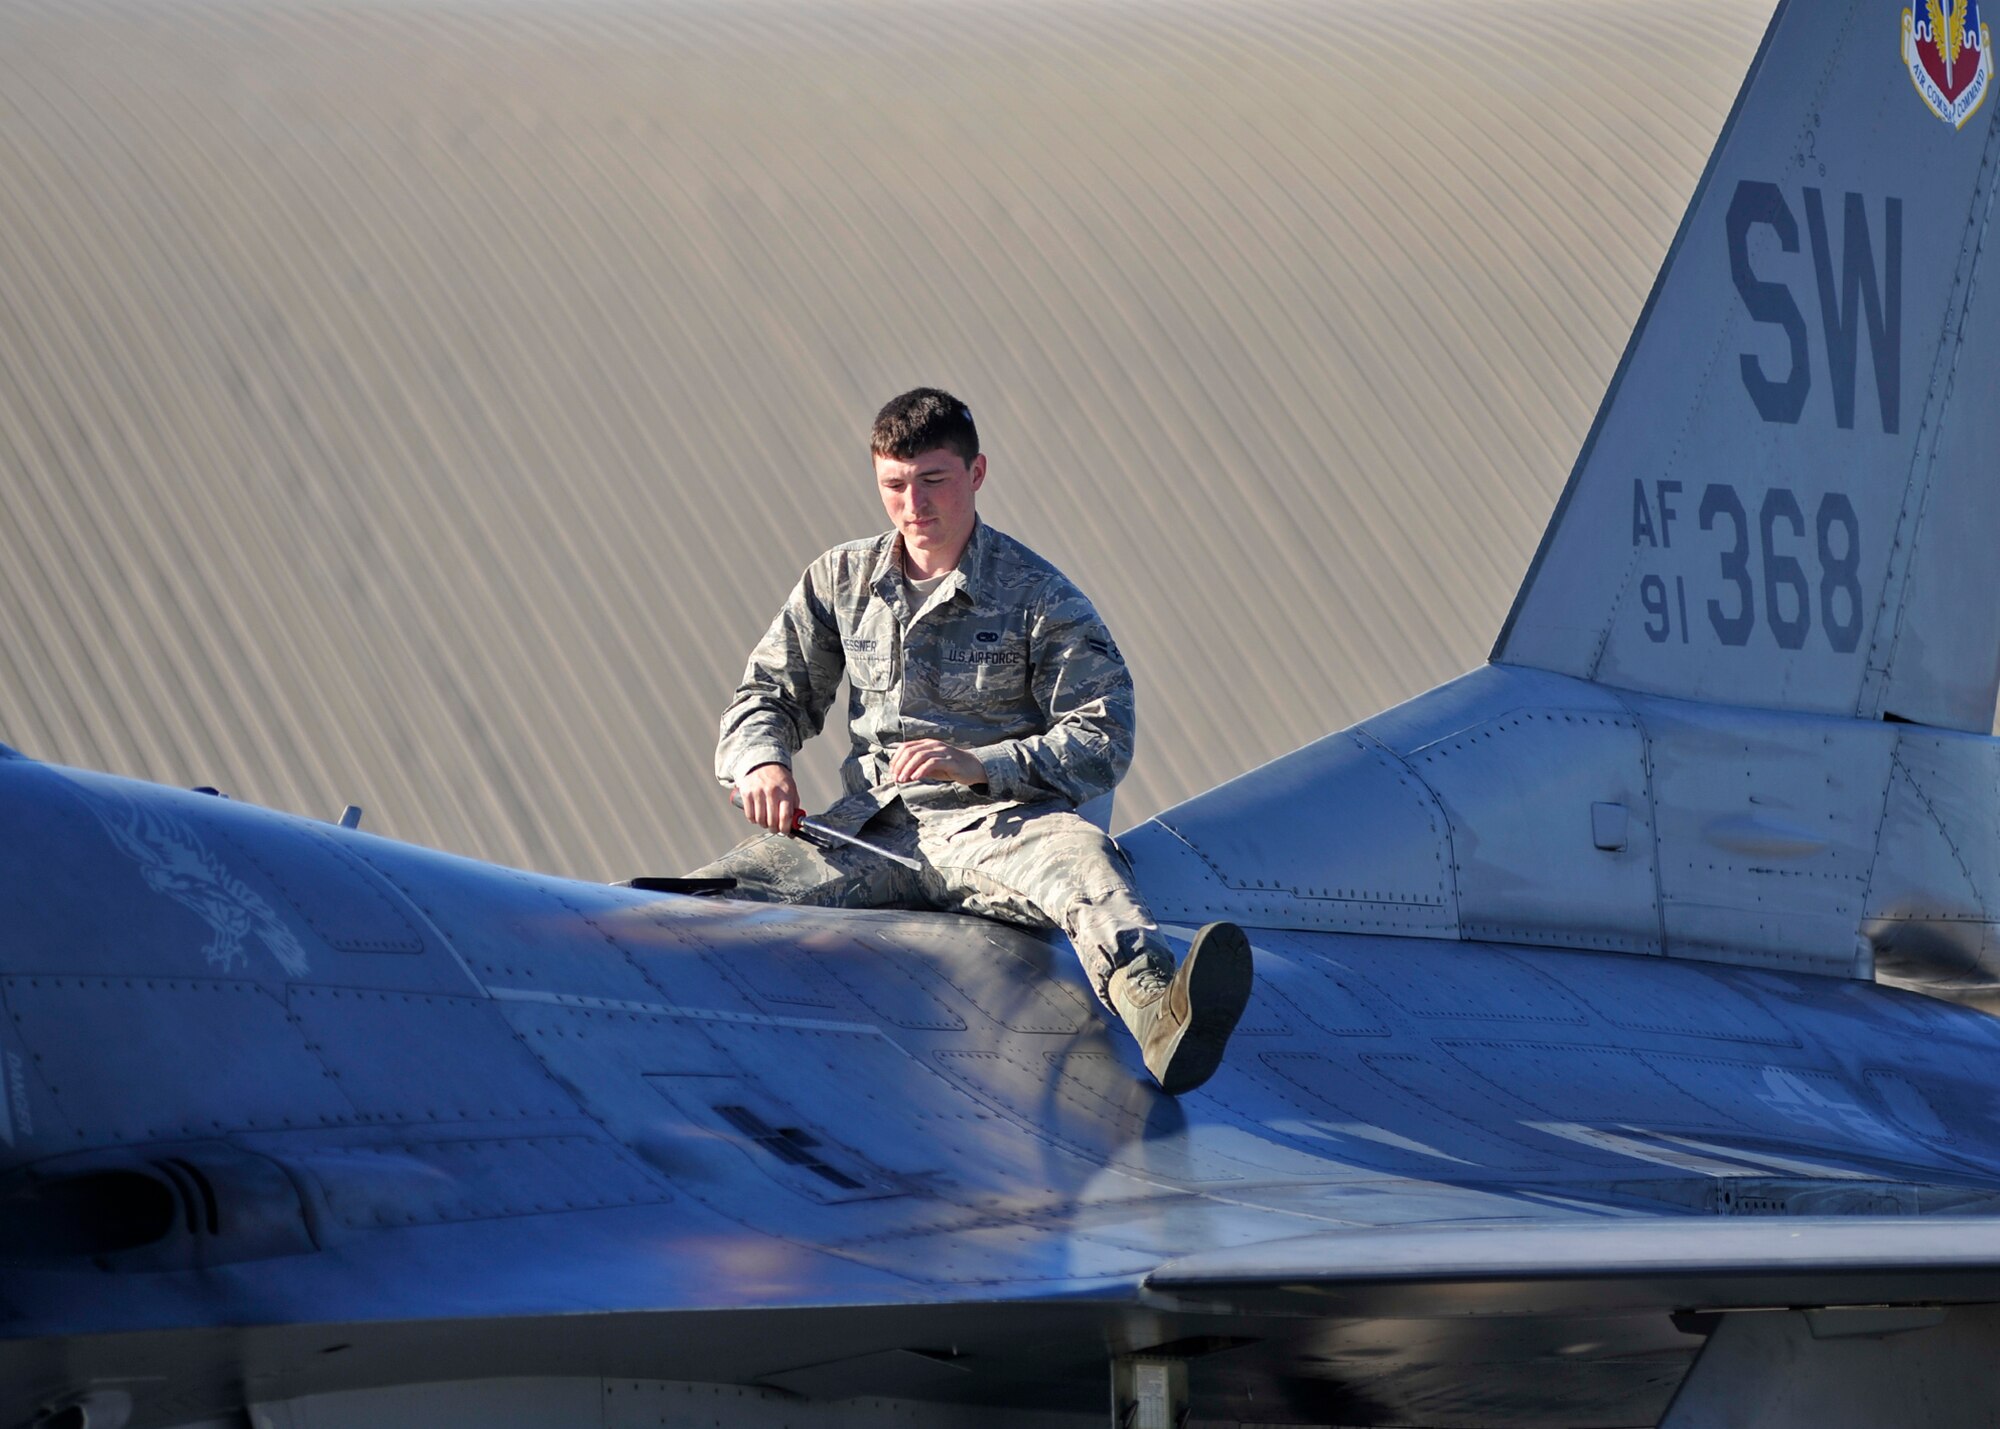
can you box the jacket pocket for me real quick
[847,651,895,691]
[843,615,895,689]
[970,646,1031,705]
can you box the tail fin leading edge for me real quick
[1494,0,2000,732]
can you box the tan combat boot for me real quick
[1107,922,1254,1095]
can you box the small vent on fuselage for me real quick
[153,1157,221,1235]
[714,1104,865,1191]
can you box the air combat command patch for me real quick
[1906,0,1992,127]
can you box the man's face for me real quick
[874,446,986,569]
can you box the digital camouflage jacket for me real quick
[715,520,1135,832]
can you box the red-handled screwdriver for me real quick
[729,790,923,872]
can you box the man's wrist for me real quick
[945,746,988,788]
[968,742,1019,799]
[729,748,793,785]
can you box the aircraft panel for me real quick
[924,1046,1358,1187]
[1326,940,1590,1027]
[501,998,735,1081]
[1143,730,1458,932]
[818,930,971,1032]
[286,985,576,1125]
[1854,144,2000,728]
[1859,1070,1955,1145]
[1864,728,2000,989]
[0,767,329,982]
[647,1076,914,1206]
[1251,1050,1560,1174]
[1636,1052,1958,1173]
[688,919,866,1013]
[295,1134,666,1231]
[901,934,1099,1036]
[213,823,425,955]
[1435,1041,1743,1131]
[2,975,348,1142]
[1408,710,1662,953]
[1229,943,1390,1039]
[1558,955,1801,1045]
[1639,696,1893,972]
[344,848,669,1003]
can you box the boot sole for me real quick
[1154,923,1254,1095]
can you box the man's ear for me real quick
[970,453,987,491]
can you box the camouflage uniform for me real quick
[694,518,1168,1000]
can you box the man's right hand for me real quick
[734,763,801,835]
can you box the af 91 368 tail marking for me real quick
[1631,482,1863,650]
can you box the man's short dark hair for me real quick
[871,388,979,465]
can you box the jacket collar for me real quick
[871,517,995,608]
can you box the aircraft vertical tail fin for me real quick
[1493,0,2000,731]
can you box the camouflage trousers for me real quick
[687,799,1170,1004]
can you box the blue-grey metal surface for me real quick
[9,0,2000,1423]
[6,740,2000,1425]
[1126,663,2000,987]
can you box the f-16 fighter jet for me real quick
[11,0,2000,1423]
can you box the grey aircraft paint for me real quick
[1493,0,2000,731]
[10,0,2000,1426]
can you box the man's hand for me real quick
[889,739,986,787]
[735,762,801,834]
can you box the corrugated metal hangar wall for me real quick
[0,0,1769,878]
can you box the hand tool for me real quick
[730,790,924,872]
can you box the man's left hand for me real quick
[889,739,986,787]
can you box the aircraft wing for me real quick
[9,755,2000,1427]
[1150,1218,2000,1318]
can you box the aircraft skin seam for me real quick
[217,826,425,954]
[1350,727,1462,934]
[1263,1048,1550,1173]
[1154,735,1453,915]
[338,844,492,999]
[1856,90,2000,719]
[0,994,58,1145]
[1148,814,1237,889]
[1582,517,1649,684]
[1579,331,1737,686]
[1855,742,1915,945]
[1874,747,1982,906]
[1597,686,1675,961]
[1401,705,1665,955]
